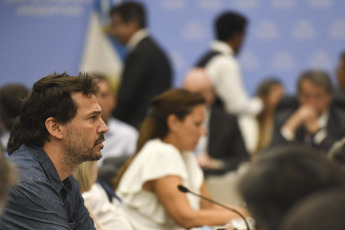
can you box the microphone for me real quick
[177,185,250,230]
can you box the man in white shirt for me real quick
[196,11,262,116]
[92,74,138,166]
[110,2,172,129]
[271,70,345,153]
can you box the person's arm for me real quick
[271,109,293,147]
[149,175,246,229]
[271,105,317,147]
[282,105,318,137]
[207,56,262,116]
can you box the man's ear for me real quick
[45,117,64,140]
[167,114,180,133]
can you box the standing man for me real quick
[110,1,172,129]
[0,73,108,229]
[196,11,262,116]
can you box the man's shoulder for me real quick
[136,36,157,48]
[204,50,236,71]
[141,138,180,156]
[329,106,345,123]
[9,145,49,182]
[211,105,238,122]
[108,117,138,136]
[275,96,300,119]
[133,36,167,57]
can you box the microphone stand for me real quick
[178,185,250,230]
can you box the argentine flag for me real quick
[79,0,124,87]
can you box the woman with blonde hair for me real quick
[239,78,285,155]
[254,78,285,153]
[114,88,247,229]
[74,161,132,230]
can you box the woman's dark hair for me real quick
[113,88,205,190]
[7,72,99,154]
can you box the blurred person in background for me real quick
[110,1,172,129]
[239,79,285,155]
[92,73,138,166]
[74,161,133,230]
[238,144,344,230]
[328,136,345,181]
[0,83,29,156]
[279,189,345,230]
[195,11,263,116]
[0,149,16,215]
[183,68,249,175]
[92,73,138,189]
[335,50,345,93]
[271,70,345,153]
[114,89,247,229]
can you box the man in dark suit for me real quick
[271,70,345,153]
[110,2,172,129]
[183,68,249,175]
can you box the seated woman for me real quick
[239,78,285,155]
[74,161,133,230]
[114,89,247,229]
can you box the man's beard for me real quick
[62,129,104,172]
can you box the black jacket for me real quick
[113,36,172,129]
[271,96,345,153]
[204,104,249,176]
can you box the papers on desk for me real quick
[192,217,254,230]
[215,217,254,230]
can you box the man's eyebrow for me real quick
[87,111,102,116]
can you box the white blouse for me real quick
[83,183,133,230]
[117,138,204,230]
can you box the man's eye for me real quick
[90,116,96,120]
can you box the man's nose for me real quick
[98,119,109,134]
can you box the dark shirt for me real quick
[271,96,345,153]
[0,145,95,230]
